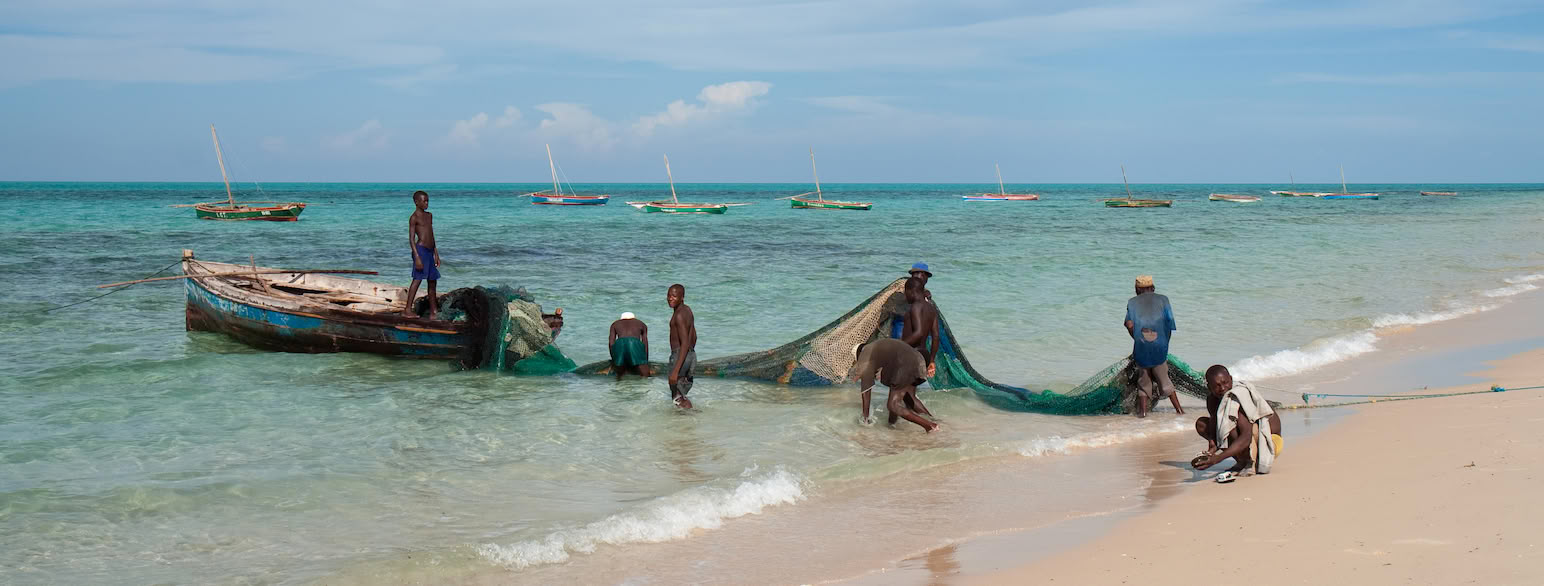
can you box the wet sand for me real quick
[850,290,1544,586]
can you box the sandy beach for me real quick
[853,291,1544,586]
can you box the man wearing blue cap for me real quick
[907,262,933,301]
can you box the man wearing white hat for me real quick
[1124,275,1181,417]
[608,312,650,380]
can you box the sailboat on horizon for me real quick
[963,164,1040,201]
[523,144,609,205]
[1317,165,1380,200]
[787,147,872,210]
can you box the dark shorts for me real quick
[411,244,440,281]
[668,349,696,396]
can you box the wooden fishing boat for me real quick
[633,155,730,214]
[1209,193,1263,203]
[180,250,471,358]
[1317,165,1379,200]
[1103,165,1172,208]
[194,202,306,220]
[524,144,609,206]
[964,164,1039,201]
[1420,191,1458,196]
[789,148,872,210]
[186,125,307,221]
[1270,172,1315,196]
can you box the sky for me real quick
[1,0,1541,183]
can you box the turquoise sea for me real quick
[1,182,1541,583]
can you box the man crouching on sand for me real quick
[1193,365,1283,480]
[854,338,939,432]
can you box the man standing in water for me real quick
[608,312,650,380]
[1123,275,1181,417]
[666,284,697,409]
[854,338,939,432]
[900,276,940,378]
[403,190,440,318]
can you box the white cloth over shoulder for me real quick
[1215,381,1277,474]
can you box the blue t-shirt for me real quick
[1125,292,1176,368]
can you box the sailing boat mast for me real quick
[664,154,679,203]
[545,144,561,196]
[210,124,234,206]
[1121,164,1134,200]
[1290,171,1295,189]
[810,147,823,201]
[996,163,1006,196]
[1339,164,1348,194]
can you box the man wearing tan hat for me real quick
[1124,275,1182,417]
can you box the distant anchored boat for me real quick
[1103,165,1172,208]
[1316,165,1379,200]
[524,144,609,206]
[1209,193,1263,203]
[628,155,732,214]
[182,125,307,221]
[788,147,872,210]
[1420,191,1458,196]
[963,163,1040,201]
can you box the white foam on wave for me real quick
[1230,331,1379,381]
[1371,304,1497,329]
[1017,420,1188,458]
[1483,283,1539,298]
[476,467,805,570]
[1504,273,1544,284]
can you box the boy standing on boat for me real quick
[1124,275,1182,417]
[853,338,939,432]
[608,312,650,380]
[403,190,440,318]
[666,284,696,409]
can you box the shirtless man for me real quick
[403,190,441,318]
[854,338,939,432]
[608,312,650,380]
[1193,365,1283,479]
[899,276,940,378]
[666,284,696,409]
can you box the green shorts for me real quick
[610,337,648,367]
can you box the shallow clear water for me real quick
[0,182,1540,583]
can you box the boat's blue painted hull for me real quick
[184,278,467,358]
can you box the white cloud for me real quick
[494,106,522,128]
[1446,30,1544,53]
[535,103,619,151]
[260,136,286,153]
[444,112,490,147]
[633,81,772,136]
[323,120,388,151]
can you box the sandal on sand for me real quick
[1215,471,1239,483]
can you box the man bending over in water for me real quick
[1193,365,1283,480]
[666,284,696,409]
[854,338,940,432]
[608,312,650,380]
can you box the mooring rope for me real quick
[1278,384,1544,410]
[43,260,182,313]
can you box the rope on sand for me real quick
[1278,384,1544,410]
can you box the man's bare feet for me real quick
[402,311,419,318]
[1226,458,1252,473]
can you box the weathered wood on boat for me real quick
[99,269,380,288]
[180,250,470,359]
